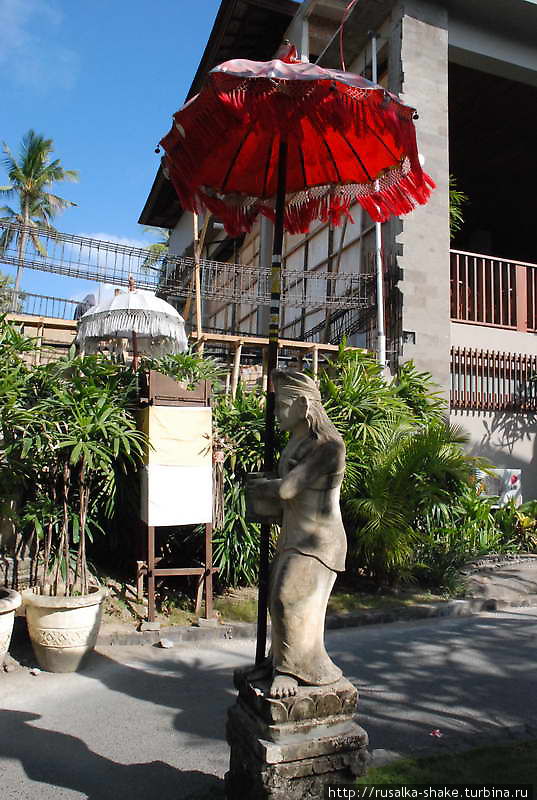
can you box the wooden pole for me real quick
[231,340,243,398]
[193,214,202,341]
[35,323,44,366]
[262,346,269,392]
[192,213,211,341]
[147,524,156,623]
[204,522,214,619]
[132,330,139,370]
[312,344,319,380]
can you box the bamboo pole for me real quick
[192,213,211,340]
[193,214,202,341]
[311,344,319,380]
[231,340,243,398]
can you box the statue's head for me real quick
[272,370,321,433]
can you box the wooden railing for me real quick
[450,346,537,411]
[450,249,537,332]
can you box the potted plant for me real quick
[0,586,21,665]
[0,330,145,671]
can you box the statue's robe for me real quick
[269,433,346,686]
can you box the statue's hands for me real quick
[244,472,283,524]
[246,474,283,501]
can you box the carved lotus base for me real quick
[22,586,106,672]
[225,674,370,799]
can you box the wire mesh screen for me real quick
[1,221,373,310]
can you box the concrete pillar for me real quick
[397,1,451,395]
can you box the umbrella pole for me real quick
[256,137,288,665]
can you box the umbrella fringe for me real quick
[76,309,188,345]
[189,167,435,236]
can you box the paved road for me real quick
[1,608,537,799]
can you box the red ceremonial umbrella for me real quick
[159,43,434,662]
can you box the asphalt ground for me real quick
[2,608,537,799]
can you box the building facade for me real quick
[140,0,537,497]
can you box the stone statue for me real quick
[245,370,346,700]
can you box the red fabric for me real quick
[160,56,434,236]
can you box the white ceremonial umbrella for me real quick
[76,287,188,357]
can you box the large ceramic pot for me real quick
[0,586,22,665]
[22,586,106,673]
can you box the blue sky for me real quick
[1,0,220,299]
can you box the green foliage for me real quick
[211,387,285,587]
[318,348,484,585]
[391,361,445,422]
[358,740,537,786]
[140,349,223,390]
[346,422,477,584]
[213,477,261,587]
[414,487,505,591]
[0,318,145,595]
[0,130,79,269]
[494,499,537,552]
[141,227,170,279]
[3,311,534,597]
[0,271,18,312]
[449,174,468,238]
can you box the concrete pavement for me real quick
[1,608,537,799]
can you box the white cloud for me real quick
[62,232,157,289]
[81,233,149,250]
[0,0,79,90]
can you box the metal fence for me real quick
[450,346,537,411]
[3,290,80,320]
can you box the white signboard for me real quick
[139,406,212,526]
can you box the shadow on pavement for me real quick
[0,710,225,800]
[83,647,240,742]
[6,609,537,794]
[326,612,537,756]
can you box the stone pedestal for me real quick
[225,669,369,799]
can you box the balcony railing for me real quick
[4,290,80,321]
[450,249,537,332]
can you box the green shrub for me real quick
[319,348,484,586]
[211,386,285,587]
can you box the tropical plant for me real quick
[140,349,223,390]
[320,347,410,499]
[0,130,79,296]
[0,318,145,596]
[392,361,445,422]
[141,227,170,279]
[493,499,537,553]
[211,386,285,587]
[319,348,485,585]
[345,422,480,584]
[414,487,513,592]
[0,270,19,312]
[449,174,468,238]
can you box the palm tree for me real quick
[141,227,170,277]
[0,130,79,301]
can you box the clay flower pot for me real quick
[22,586,107,673]
[0,586,22,665]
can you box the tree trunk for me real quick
[13,203,29,309]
